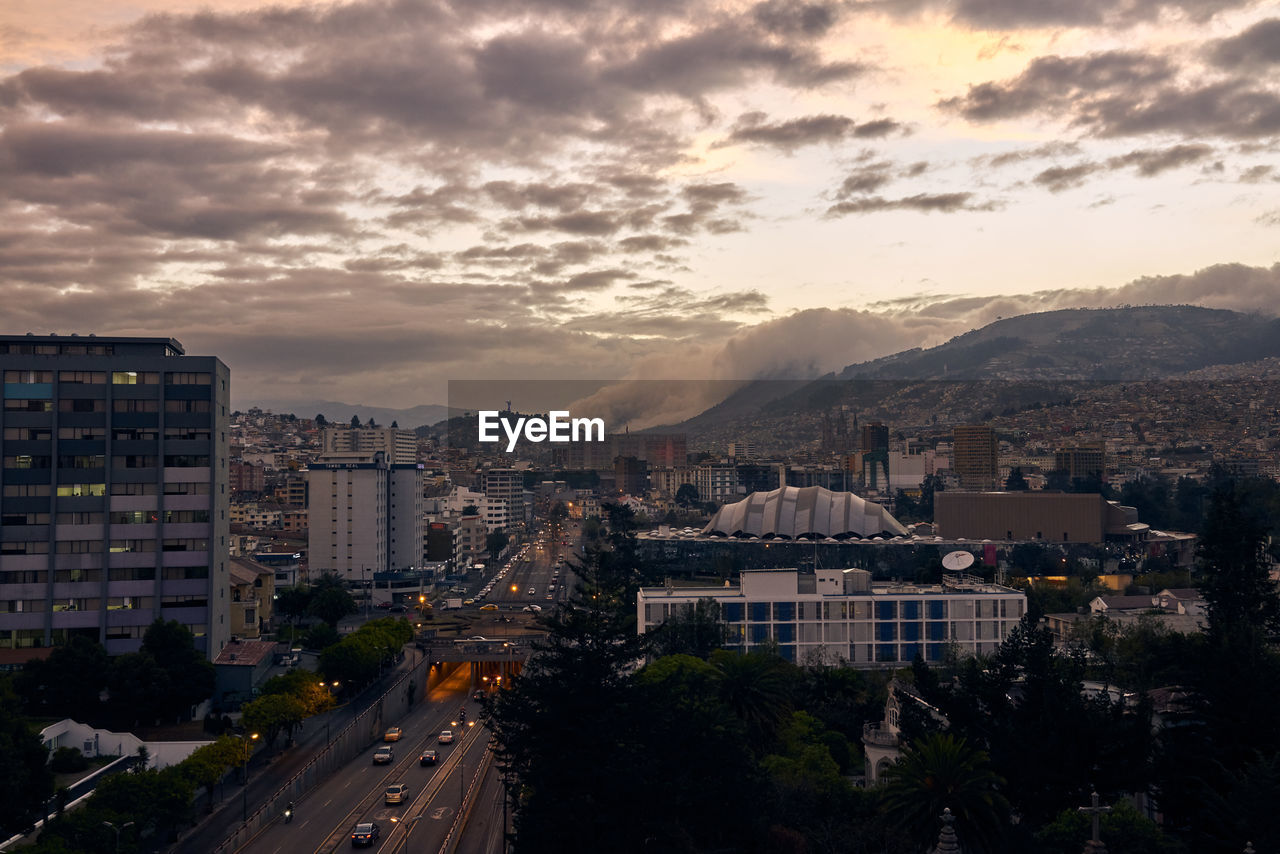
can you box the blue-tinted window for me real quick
[876,601,897,620]
[901,601,920,620]
[775,623,795,643]
[876,644,897,662]
[927,643,947,662]
[928,600,947,620]
[749,624,770,644]
[877,622,897,641]
[748,602,770,622]
[722,602,744,622]
[779,645,796,662]
[773,601,795,622]
[901,622,920,641]
[900,643,920,662]
[927,621,948,641]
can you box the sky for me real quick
[2,0,1278,415]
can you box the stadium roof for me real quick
[702,486,909,540]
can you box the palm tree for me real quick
[711,649,794,747]
[880,732,1009,853]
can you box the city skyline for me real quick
[2,0,1278,408]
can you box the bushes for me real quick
[49,747,89,774]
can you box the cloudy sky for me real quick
[2,0,1278,412]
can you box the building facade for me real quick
[0,335,230,657]
[637,568,1026,666]
[952,424,999,490]
[306,451,424,581]
[321,425,418,465]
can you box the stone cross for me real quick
[1078,789,1112,852]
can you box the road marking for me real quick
[431,806,453,821]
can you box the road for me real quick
[238,663,487,854]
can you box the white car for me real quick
[523,604,542,612]
[438,730,454,744]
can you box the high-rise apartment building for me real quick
[1054,443,1106,483]
[306,451,424,582]
[321,426,417,465]
[952,424,999,491]
[0,335,230,658]
[483,468,525,531]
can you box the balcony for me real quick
[862,722,898,748]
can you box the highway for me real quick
[238,664,488,854]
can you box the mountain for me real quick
[662,305,1280,449]
[237,399,453,430]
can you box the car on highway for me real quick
[467,635,489,641]
[383,727,402,742]
[522,604,541,612]
[384,783,410,805]
[419,749,438,766]
[527,588,536,595]
[545,594,554,600]
[463,598,475,606]
[472,690,485,700]
[373,745,393,764]
[479,603,499,611]
[438,729,454,744]
[351,822,381,847]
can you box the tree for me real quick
[0,676,54,836]
[675,483,700,508]
[880,733,1009,853]
[107,651,171,728]
[486,531,510,559]
[350,414,360,427]
[141,620,214,720]
[307,574,356,628]
[241,693,305,748]
[647,598,727,659]
[390,420,398,428]
[1198,482,1280,639]
[1004,467,1029,491]
[461,504,479,516]
[711,648,796,748]
[315,413,327,426]
[15,635,109,720]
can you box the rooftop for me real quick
[212,639,276,667]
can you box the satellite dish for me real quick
[942,550,975,571]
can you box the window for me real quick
[109,539,156,553]
[56,483,106,497]
[0,570,46,584]
[112,399,158,413]
[58,371,106,384]
[164,482,210,495]
[110,482,157,496]
[5,427,53,440]
[875,601,897,621]
[56,511,102,524]
[164,428,211,440]
[58,455,104,469]
[109,566,155,581]
[1,512,49,525]
[161,595,208,608]
[58,426,105,440]
[4,483,51,497]
[164,455,209,467]
[161,565,209,580]
[163,510,209,523]
[110,510,158,524]
[59,398,105,412]
[1,541,49,554]
[111,371,159,385]
[4,370,53,383]
[4,399,53,412]
[55,540,102,554]
[164,372,211,385]
[112,455,157,469]
[112,427,158,441]
[164,399,210,413]
[162,538,208,552]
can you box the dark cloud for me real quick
[826,192,994,215]
[1032,163,1102,192]
[935,0,1252,30]
[1031,144,1213,191]
[836,161,895,195]
[1240,165,1276,183]
[752,0,839,35]
[1208,18,1280,70]
[974,141,1082,169]
[716,111,905,151]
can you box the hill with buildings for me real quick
[668,305,1280,451]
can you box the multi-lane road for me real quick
[240,663,489,854]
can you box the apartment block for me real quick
[321,425,418,465]
[306,451,424,581]
[0,334,231,658]
[953,424,999,490]
[637,568,1026,667]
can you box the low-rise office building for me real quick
[637,568,1026,666]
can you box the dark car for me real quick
[351,822,380,847]
[419,749,438,766]
[472,690,485,701]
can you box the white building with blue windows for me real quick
[637,568,1026,667]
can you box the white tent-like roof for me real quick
[702,485,909,539]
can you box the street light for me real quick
[102,820,133,854]
[241,732,260,824]
[390,814,425,854]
